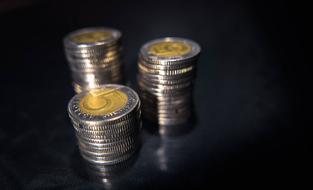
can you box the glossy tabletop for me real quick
[0,0,309,189]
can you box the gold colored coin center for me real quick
[71,31,112,43]
[79,88,128,116]
[148,41,191,57]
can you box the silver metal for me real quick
[63,27,123,93]
[68,84,140,123]
[137,37,200,126]
[140,37,201,64]
[63,27,121,48]
[67,84,142,166]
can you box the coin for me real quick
[138,37,200,126]
[64,27,124,93]
[140,37,200,63]
[70,31,112,44]
[67,84,141,166]
[64,27,121,48]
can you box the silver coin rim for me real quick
[140,37,201,63]
[64,27,122,48]
[68,84,140,122]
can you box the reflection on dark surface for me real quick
[70,147,139,190]
[158,104,197,137]
[86,152,139,189]
[145,105,197,175]
[86,152,139,179]
[154,129,191,174]
[0,0,308,188]
[143,101,197,137]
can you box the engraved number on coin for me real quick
[71,31,112,43]
[148,41,191,57]
[79,88,128,116]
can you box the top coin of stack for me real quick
[138,37,201,126]
[63,27,123,93]
[67,84,141,166]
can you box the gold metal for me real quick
[148,41,191,57]
[79,88,128,116]
[71,31,113,44]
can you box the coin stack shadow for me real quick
[64,27,123,93]
[137,37,201,126]
[67,84,141,167]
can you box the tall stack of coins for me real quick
[63,27,123,93]
[67,84,141,166]
[138,37,201,125]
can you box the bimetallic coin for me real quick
[68,84,140,123]
[64,27,121,48]
[79,88,128,116]
[137,37,200,126]
[71,31,112,44]
[67,84,142,166]
[63,27,124,93]
[148,41,192,57]
[140,37,201,63]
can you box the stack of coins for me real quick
[67,84,141,166]
[63,27,123,93]
[138,37,201,125]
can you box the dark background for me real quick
[0,0,310,189]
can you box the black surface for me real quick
[0,0,310,189]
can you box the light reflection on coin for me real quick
[71,31,113,44]
[138,37,200,126]
[67,84,141,166]
[148,41,191,57]
[79,88,128,116]
[140,37,200,64]
[64,27,123,93]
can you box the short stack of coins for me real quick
[67,84,141,166]
[63,27,123,93]
[138,37,201,125]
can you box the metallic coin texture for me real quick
[64,27,124,93]
[67,84,141,166]
[138,37,200,126]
